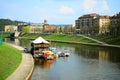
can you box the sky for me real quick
[0,0,120,24]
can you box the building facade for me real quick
[75,13,99,34]
[5,25,17,32]
[29,23,43,33]
[94,16,110,34]
[110,12,120,35]
[30,26,43,33]
[44,25,57,33]
[75,13,112,35]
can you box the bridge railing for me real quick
[0,31,14,34]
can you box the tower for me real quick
[44,19,48,24]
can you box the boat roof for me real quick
[32,37,49,44]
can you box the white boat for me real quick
[58,50,70,57]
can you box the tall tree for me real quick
[22,26,30,33]
[0,19,26,31]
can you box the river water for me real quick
[4,38,120,80]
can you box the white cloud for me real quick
[83,0,110,14]
[83,0,97,12]
[100,0,110,14]
[59,5,74,14]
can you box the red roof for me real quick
[90,13,98,17]
[44,26,57,30]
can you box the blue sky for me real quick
[0,0,120,24]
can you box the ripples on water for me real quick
[4,38,120,80]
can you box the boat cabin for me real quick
[31,37,50,57]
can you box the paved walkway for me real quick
[76,34,120,48]
[77,34,108,44]
[6,43,34,80]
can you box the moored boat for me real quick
[58,50,70,57]
[30,37,50,58]
[42,51,54,60]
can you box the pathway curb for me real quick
[6,43,34,80]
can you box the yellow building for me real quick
[94,16,110,34]
[30,26,43,33]
[5,25,14,32]
[75,14,111,35]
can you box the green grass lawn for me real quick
[88,35,120,45]
[21,33,98,44]
[0,43,22,80]
[0,33,10,38]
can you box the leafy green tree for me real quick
[22,26,30,33]
[0,19,12,31]
[0,19,26,31]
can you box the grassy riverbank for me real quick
[0,33,10,38]
[88,35,120,45]
[20,33,99,44]
[0,43,22,80]
[1,32,120,45]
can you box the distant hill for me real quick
[0,19,26,31]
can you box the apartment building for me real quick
[75,13,112,35]
[110,12,120,35]
[94,16,110,34]
[75,13,99,34]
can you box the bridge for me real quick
[0,31,21,37]
[14,31,21,37]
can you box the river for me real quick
[4,38,120,80]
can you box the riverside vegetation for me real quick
[20,33,120,45]
[1,33,120,45]
[20,33,99,44]
[0,43,22,80]
[88,35,120,45]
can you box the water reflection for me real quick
[34,58,54,68]
[15,38,20,46]
[75,46,120,63]
[4,38,120,80]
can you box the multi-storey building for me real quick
[110,12,120,35]
[75,13,99,34]
[75,13,112,35]
[94,16,110,34]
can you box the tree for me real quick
[109,19,120,36]
[117,19,120,36]
[0,19,26,31]
[59,27,62,33]
[22,26,30,33]
[0,19,12,31]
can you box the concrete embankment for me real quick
[6,43,34,80]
